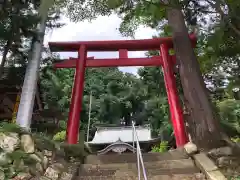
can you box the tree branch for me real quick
[206,0,240,36]
[153,0,181,9]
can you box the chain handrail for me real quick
[132,121,148,180]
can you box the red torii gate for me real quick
[48,34,197,147]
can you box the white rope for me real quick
[132,121,148,180]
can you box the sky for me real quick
[44,14,157,75]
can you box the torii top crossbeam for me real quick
[49,34,196,52]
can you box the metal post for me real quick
[160,44,188,147]
[66,45,87,144]
[137,144,141,180]
[86,91,92,142]
[132,122,135,152]
[16,1,50,129]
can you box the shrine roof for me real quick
[88,125,154,144]
[48,35,196,52]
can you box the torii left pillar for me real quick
[67,45,87,144]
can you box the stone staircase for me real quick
[77,148,207,180]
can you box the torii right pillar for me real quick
[160,44,188,147]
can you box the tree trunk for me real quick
[0,39,12,78]
[166,7,223,150]
[125,112,131,126]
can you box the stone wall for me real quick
[208,146,240,179]
[185,142,240,179]
[0,124,88,180]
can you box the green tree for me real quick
[0,0,63,76]
[39,66,148,136]
[100,0,240,149]
[217,99,240,137]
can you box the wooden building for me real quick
[88,125,162,154]
[0,67,43,122]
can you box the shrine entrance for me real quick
[48,34,197,147]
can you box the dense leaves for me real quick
[0,0,63,77]
[40,68,148,134]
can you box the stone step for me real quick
[146,167,200,176]
[77,173,207,180]
[86,148,188,164]
[80,159,199,177]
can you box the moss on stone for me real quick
[0,122,27,134]
[7,150,28,162]
[0,123,87,179]
[60,143,87,160]
[32,133,57,151]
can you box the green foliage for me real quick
[0,0,63,75]
[32,133,58,151]
[65,0,112,22]
[40,68,74,113]
[58,120,67,130]
[40,67,149,130]
[53,130,66,142]
[229,176,240,180]
[151,141,169,153]
[0,122,19,132]
[7,150,37,166]
[0,122,26,134]
[231,137,240,143]
[7,150,27,162]
[60,143,87,160]
[217,99,240,135]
